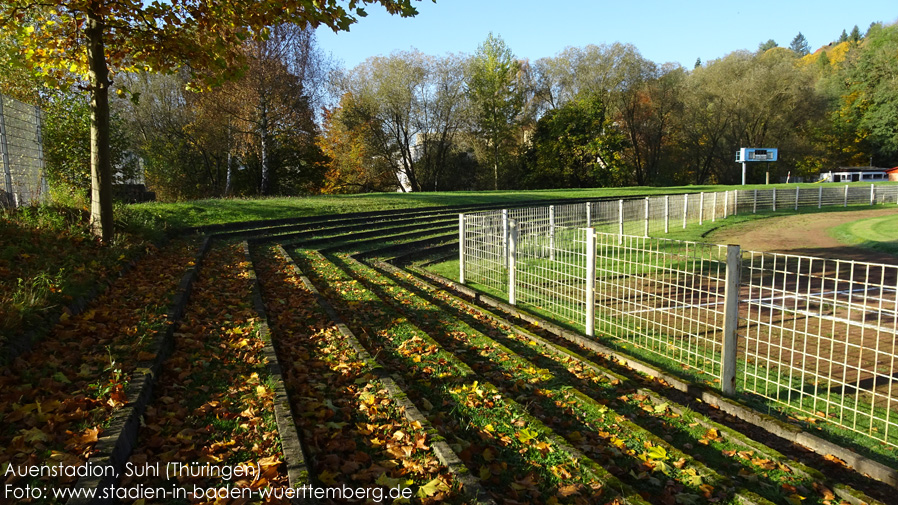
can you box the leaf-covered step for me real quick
[253,245,468,503]
[292,248,634,504]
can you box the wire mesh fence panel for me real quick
[621,198,645,236]
[593,232,730,378]
[508,206,549,258]
[590,200,618,235]
[647,196,666,236]
[740,251,898,448]
[553,202,588,229]
[463,213,508,295]
[516,227,589,329]
[876,185,898,204]
[1,94,47,207]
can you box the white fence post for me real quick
[753,189,758,214]
[721,244,741,396]
[818,186,823,209]
[795,186,799,211]
[844,185,849,207]
[585,228,596,337]
[712,192,717,222]
[644,198,650,237]
[683,194,688,229]
[586,202,592,227]
[664,195,670,233]
[618,199,624,243]
[723,191,729,219]
[870,183,875,205]
[508,219,517,305]
[772,188,777,212]
[733,190,738,216]
[699,192,704,225]
[502,209,509,266]
[458,214,466,284]
[549,205,556,261]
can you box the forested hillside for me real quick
[3,20,897,200]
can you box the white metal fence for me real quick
[0,94,48,207]
[741,252,897,445]
[458,190,898,448]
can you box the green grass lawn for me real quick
[829,212,898,256]
[130,182,897,230]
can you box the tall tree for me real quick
[335,51,466,192]
[1,0,422,241]
[527,94,625,188]
[790,33,810,56]
[220,25,324,195]
[835,23,898,162]
[758,39,778,53]
[317,94,397,193]
[467,33,525,190]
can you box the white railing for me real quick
[458,192,898,448]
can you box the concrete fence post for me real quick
[664,195,670,233]
[723,191,729,219]
[618,199,624,244]
[772,188,777,212]
[844,185,849,207]
[733,190,738,216]
[502,209,509,266]
[508,219,518,305]
[549,205,556,261]
[644,198,650,237]
[712,192,717,222]
[753,189,758,214]
[870,183,875,205]
[458,214,466,284]
[586,202,592,227]
[721,244,742,396]
[795,186,800,211]
[585,228,596,337]
[818,186,823,209]
[683,194,688,229]
[699,192,704,225]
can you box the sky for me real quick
[315,0,898,69]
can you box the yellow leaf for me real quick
[318,470,338,485]
[22,427,49,443]
[786,494,805,505]
[416,476,449,498]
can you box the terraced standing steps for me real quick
[10,204,893,505]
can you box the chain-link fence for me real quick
[0,94,48,207]
[458,189,898,448]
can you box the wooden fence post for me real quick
[721,244,742,396]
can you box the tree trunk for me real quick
[259,102,270,195]
[86,11,113,242]
[493,141,499,191]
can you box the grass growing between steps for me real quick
[121,242,287,500]
[293,249,619,504]
[253,246,465,503]
[0,238,199,502]
[346,257,857,505]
